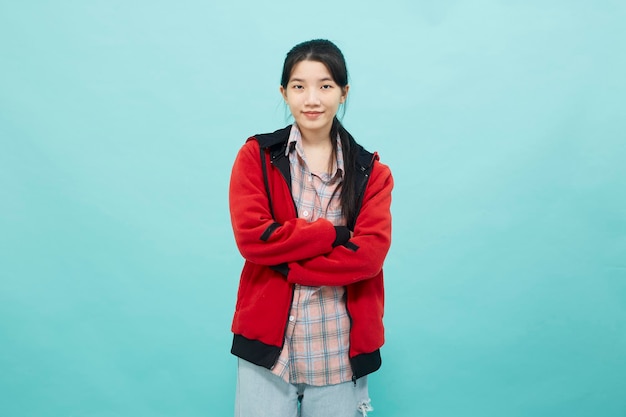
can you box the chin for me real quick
[297,118,332,132]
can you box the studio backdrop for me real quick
[1,1,625,416]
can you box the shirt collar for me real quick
[286,124,344,178]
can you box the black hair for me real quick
[280,39,359,225]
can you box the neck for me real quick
[298,126,336,174]
[299,127,332,147]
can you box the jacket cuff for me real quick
[333,226,351,247]
[269,263,289,276]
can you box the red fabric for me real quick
[229,138,393,358]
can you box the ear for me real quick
[279,85,288,102]
[340,84,350,103]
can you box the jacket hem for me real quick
[231,334,281,370]
[350,349,382,379]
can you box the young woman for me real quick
[228,39,393,417]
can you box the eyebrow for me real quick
[289,77,335,83]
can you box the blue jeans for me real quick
[235,358,373,417]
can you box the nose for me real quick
[304,88,321,106]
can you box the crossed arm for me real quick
[229,140,393,287]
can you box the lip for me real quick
[302,111,323,119]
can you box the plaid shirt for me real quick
[270,124,353,386]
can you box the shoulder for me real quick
[373,157,392,176]
[372,158,393,188]
[367,152,394,194]
[355,143,392,179]
[236,125,292,158]
[250,125,292,148]
[351,142,393,198]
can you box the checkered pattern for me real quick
[270,124,353,386]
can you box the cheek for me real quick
[285,93,299,106]
[331,93,344,107]
[286,102,302,118]
[329,98,342,111]
[287,101,299,114]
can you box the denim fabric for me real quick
[235,358,373,417]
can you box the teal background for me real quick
[1,0,625,416]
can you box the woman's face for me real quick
[280,60,348,140]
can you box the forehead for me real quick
[289,60,333,80]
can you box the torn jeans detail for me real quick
[357,398,374,417]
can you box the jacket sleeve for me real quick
[229,139,348,266]
[285,161,394,286]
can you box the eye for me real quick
[321,84,333,89]
[292,84,304,90]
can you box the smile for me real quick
[302,111,323,119]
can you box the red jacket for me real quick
[229,125,393,380]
